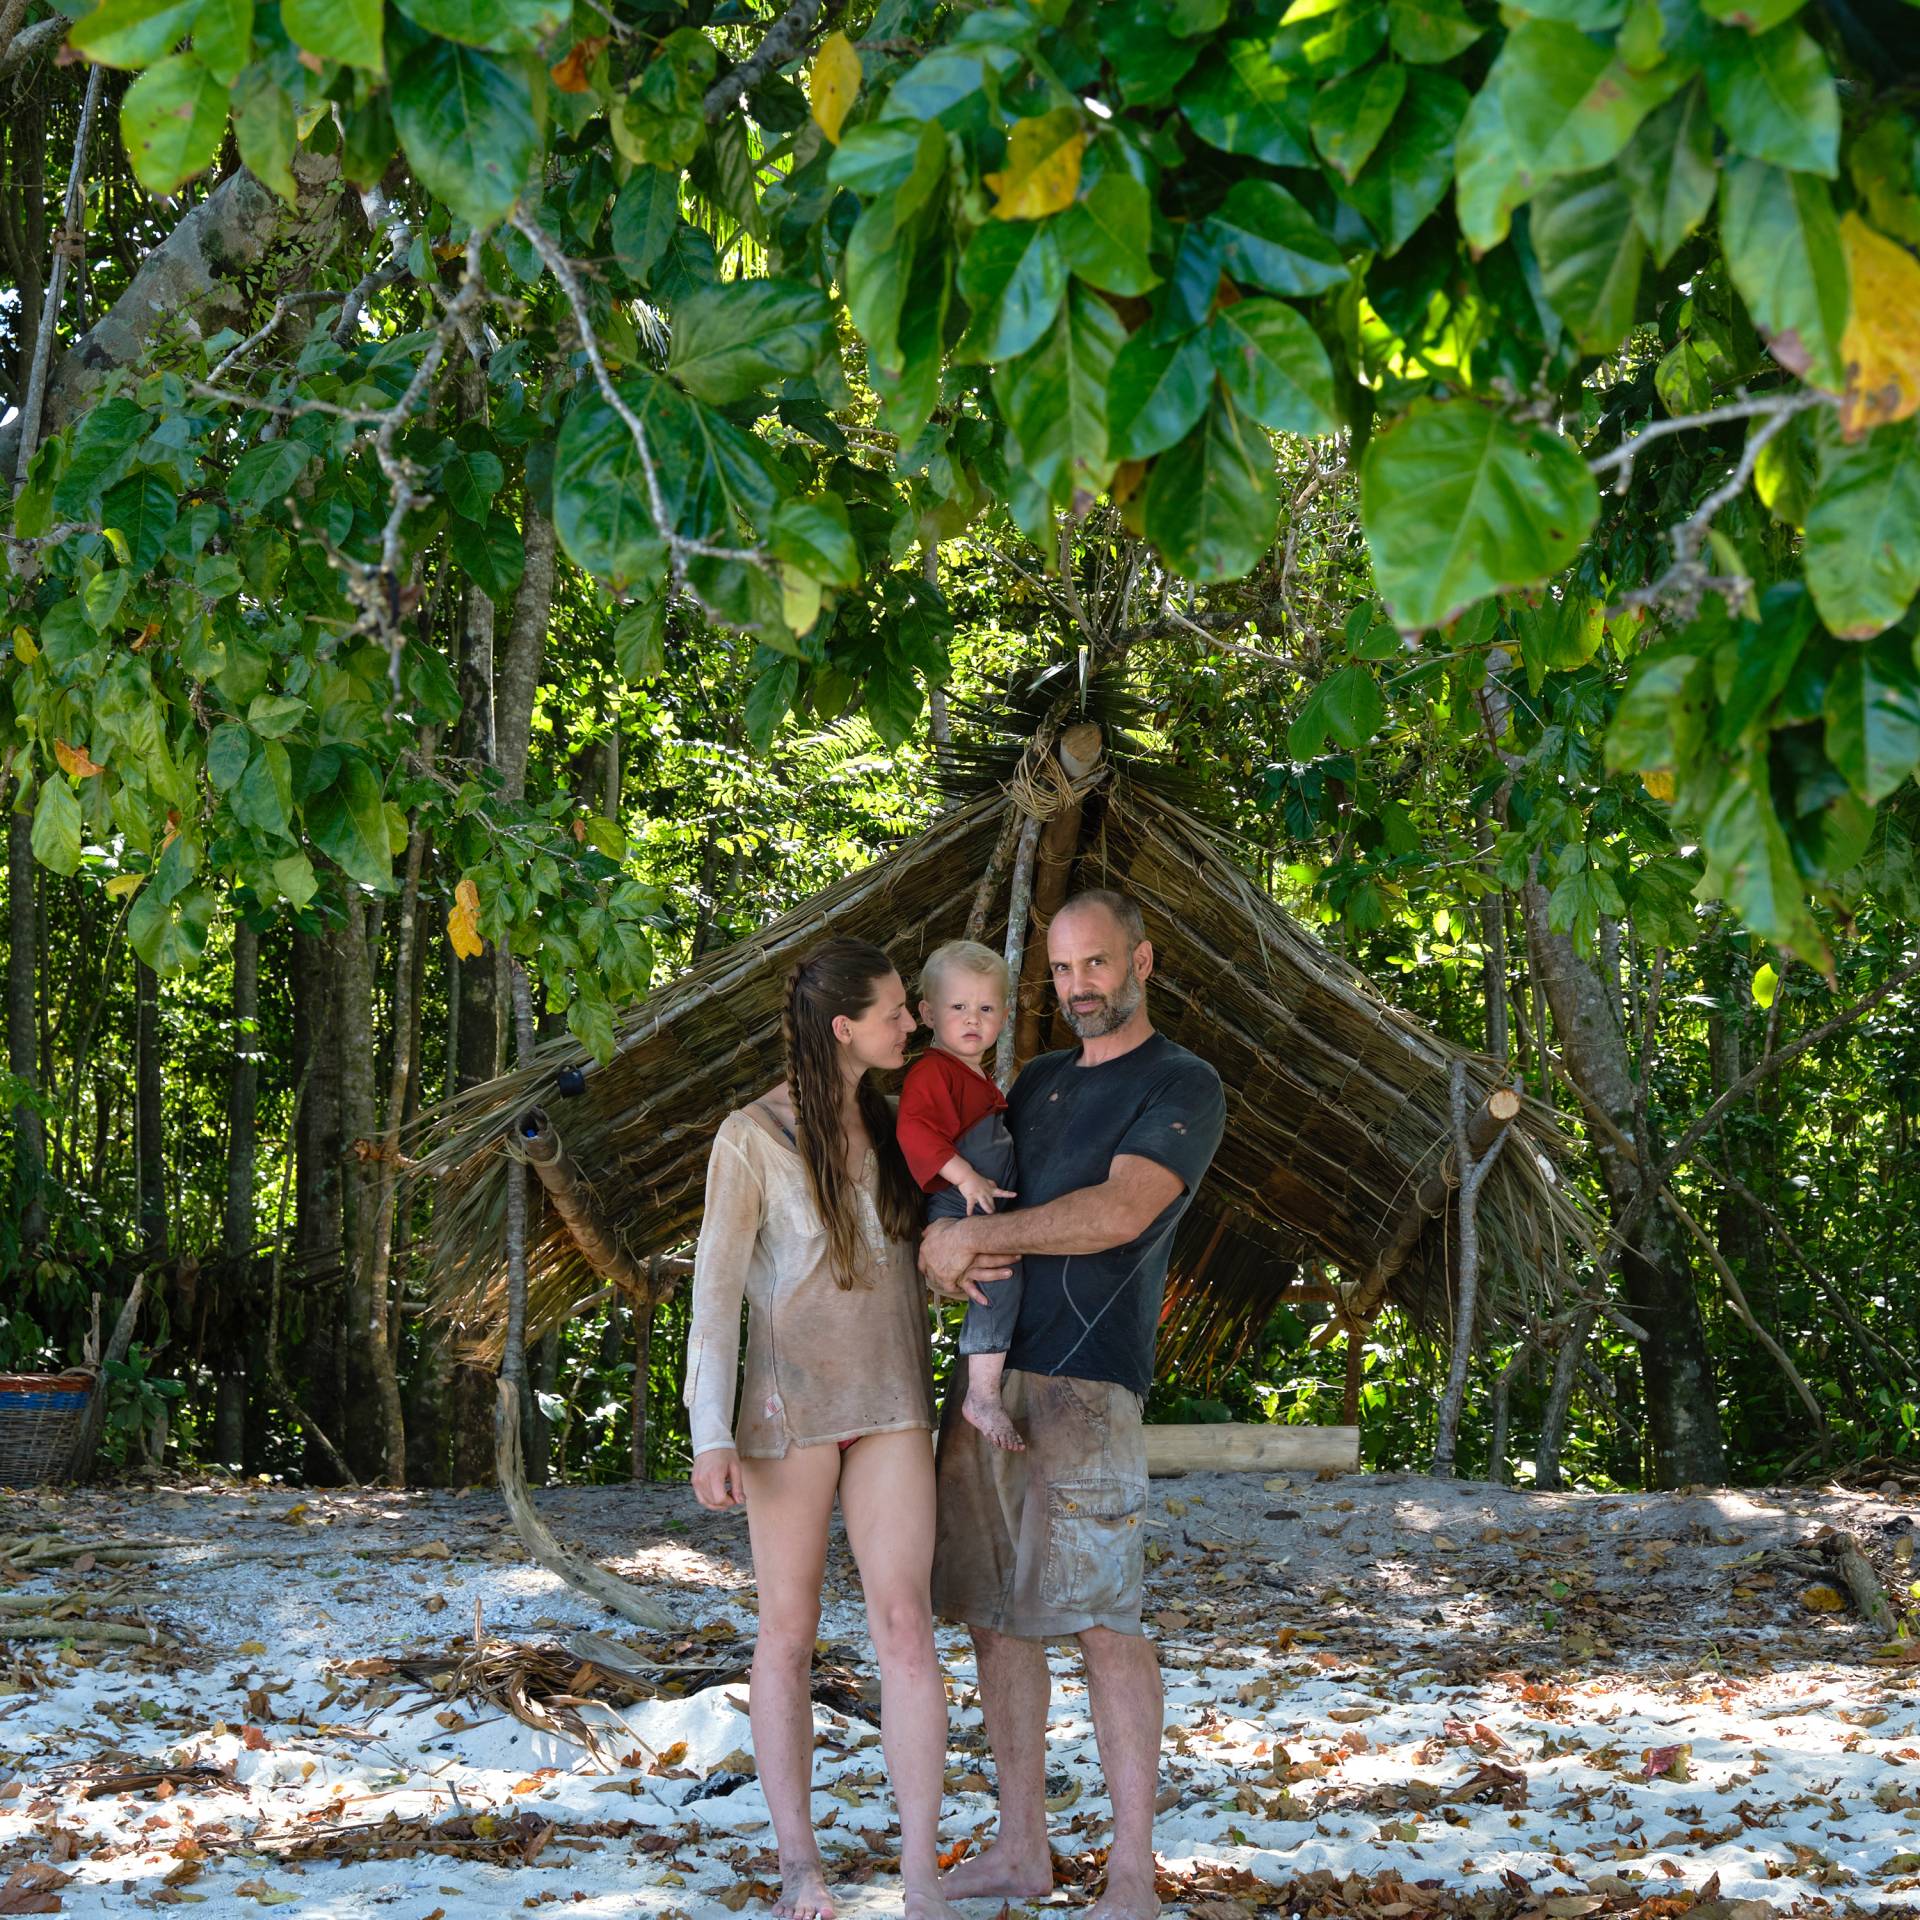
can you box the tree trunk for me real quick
[292,928,348,1482]
[217,919,261,1470]
[9,800,44,1245]
[1523,882,1725,1487]
[135,959,167,1264]
[496,505,555,807]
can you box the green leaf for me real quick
[247,693,307,738]
[993,285,1125,538]
[1106,330,1213,462]
[1272,0,1389,81]
[228,438,311,514]
[1311,61,1407,183]
[613,27,713,171]
[769,497,860,587]
[667,279,830,405]
[1182,33,1314,166]
[101,473,178,573]
[232,742,293,838]
[441,444,504,521]
[865,648,924,749]
[552,383,666,591]
[392,0,565,53]
[744,657,799,752]
[1098,3,1204,109]
[1718,159,1848,390]
[391,38,537,229]
[1604,653,1700,773]
[611,168,679,284]
[1803,420,1920,639]
[195,0,254,84]
[1387,0,1485,62]
[1698,757,1822,958]
[1342,68,1467,256]
[1143,389,1279,583]
[843,199,914,372]
[1531,170,1646,353]
[283,0,382,71]
[613,597,667,682]
[1454,20,1679,252]
[1702,22,1838,178]
[130,880,215,976]
[307,757,392,886]
[1208,179,1348,298]
[1207,299,1337,437]
[1360,400,1598,629]
[1701,0,1806,25]
[1616,82,1716,267]
[827,124,925,197]
[121,53,229,194]
[233,65,297,204]
[1750,960,1778,1008]
[1168,0,1230,33]
[451,514,526,602]
[1321,664,1385,748]
[30,777,83,876]
[1054,169,1158,297]
[402,637,462,724]
[956,221,1068,362]
[206,722,253,792]
[69,0,203,68]
[273,852,318,910]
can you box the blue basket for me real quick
[0,1372,97,1486]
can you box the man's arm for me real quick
[921,1153,1184,1289]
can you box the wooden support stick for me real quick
[1013,723,1103,1068]
[1146,1423,1358,1475]
[517,1108,674,1304]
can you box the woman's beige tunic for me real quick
[683,1107,936,1460]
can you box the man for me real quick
[919,888,1226,1920]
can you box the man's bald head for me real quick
[1048,890,1151,1039]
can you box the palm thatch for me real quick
[416,769,1590,1375]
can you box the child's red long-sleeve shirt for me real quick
[896,1047,1007,1193]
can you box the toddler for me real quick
[896,940,1025,1451]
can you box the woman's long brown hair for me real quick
[783,939,922,1288]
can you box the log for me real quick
[0,1619,170,1645]
[518,1108,675,1304]
[1013,723,1104,1068]
[1821,1530,1895,1635]
[494,1378,676,1631]
[1144,1423,1358,1475]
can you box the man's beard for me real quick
[1062,968,1144,1039]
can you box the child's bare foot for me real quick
[962,1387,1026,1451]
[773,1858,836,1919]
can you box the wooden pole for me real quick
[1013,723,1103,1069]
[993,814,1042,1089]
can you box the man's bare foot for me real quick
[903,1883,970,1920]
[773,1858,836,1920]
[962,1388,1026,1452]
[1085,1872,1160,1920]
[939,1841,1053,1900]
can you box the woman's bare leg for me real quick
[741,1444,843,1920]
[838,1432,966,1920]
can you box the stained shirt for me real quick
[682,1106,937,1460]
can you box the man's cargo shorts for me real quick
[929,1365,1148,1640]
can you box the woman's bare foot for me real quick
[1086,1869,1161,1920]
[773,1857,837,1920]
[939,1841,1054,1900]
[962,1388,1026,1452]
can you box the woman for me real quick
[684,939,959,1920]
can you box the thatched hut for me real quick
[417,721,1588,1428]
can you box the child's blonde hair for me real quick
[919,939,1010,1003]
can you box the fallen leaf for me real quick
[1800,1583,1847,1613]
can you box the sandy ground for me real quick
[0,1465,1915,1919]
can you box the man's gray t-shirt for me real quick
[1003,1031,1226,1396]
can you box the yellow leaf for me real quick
[236,1641,267,1656]
[809,30,861,146]
[54,738,105,778]
[1640,769,1675,803]
[1838,213,1920,438]
[13,627,38,664]
[986,110,1084,221]
[447,876,483,961]
[106,874,144,900]
[779,564,822,637]
[1801,1583,1848,1613]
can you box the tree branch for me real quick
[702,0,837,120]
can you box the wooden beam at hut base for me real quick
[494,1378,675,1631]
[1145,1423,1358,1475]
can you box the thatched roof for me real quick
[418,771,1588,1373]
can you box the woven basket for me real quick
[0,1372,97,1487]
